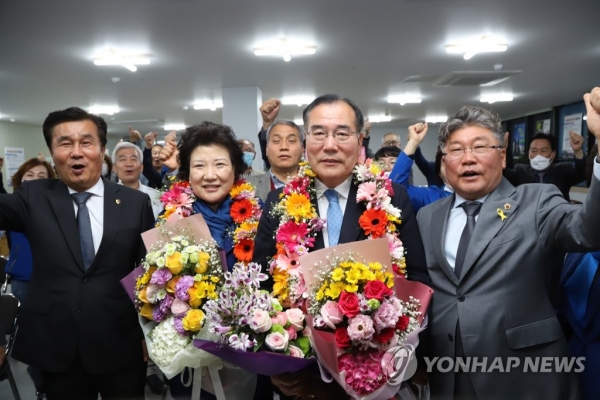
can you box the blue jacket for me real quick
[5,231,33,281]
[389,151,451,212]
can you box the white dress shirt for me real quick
[124,180,162,219]
[315,176,353,248]
[68,178,104,254]
[443,193,489,270]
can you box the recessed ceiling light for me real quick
[445,35,507,60]
[480,94,514,104]
[193,100,223,111]
[368,116,392,123]
[164,123,186,131]
[93,48,151,72]
[89,106,120,115]
[387,96,422,106]
[425,116,448,124]
[282,96,314,106]
[183,106,189,110]
[10,118,15,122]
[253,38,316,62]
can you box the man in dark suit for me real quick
[0,107,154,399]
[252,94,429,398]
[417,89,600,400]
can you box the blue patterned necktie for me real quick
[324,189,342,246]
[71,192,95,270]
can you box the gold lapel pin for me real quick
[497,208,507,221]
[504,203,511,210]
[116,199,121,205]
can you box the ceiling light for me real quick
[164,123,186,131]
[193,100,223,111]
[445,35,507,60]
[89,106,120,115]
[93,48,151,72]
[368,116,392,123]
[282,96,314,106]
[253,38,316,62]
[425,116,448,124]
[10,119,15,122]
[294,118,304,125]
[387,96,422,106]
[480,94,514,104]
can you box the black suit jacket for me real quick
[253,181,430,287]
[0,178,154,374]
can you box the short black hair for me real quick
[42,107,107,149]
[302,94,364,133]
[177,121,246,182]
[434,147,443,179]
[374,146,400,161]
[529,132,555,152]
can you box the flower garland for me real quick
[157,178,262,265]
[269,160,406,307]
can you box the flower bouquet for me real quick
[300,238,432,399]
[156,179,195,225]
[229,181,262,264]
[194,262,316,376]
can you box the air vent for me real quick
[401,75,440,83]
[433,71,521,87]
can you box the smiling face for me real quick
[189,144,235,207]
[50,120,105,192]
[305,101,363,188]
[22,164,49,182]
[442,125,506,200]
[114,147,143,187]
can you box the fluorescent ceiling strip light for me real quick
[387,96,422,105]
[368,116,392,123]
[445,36,507,60]
[254,38,316,62]
[282,96,314,106]
[193,100,223,111]
[480,94,514,104]
[93,49,151,72]
[89,106,120,115]
[164,124,186,131]
[425,116,448,124]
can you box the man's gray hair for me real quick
[438,105,504,148]
[266,120,303,142]
[112,142,143,163]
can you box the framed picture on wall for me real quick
[512,123,526,160]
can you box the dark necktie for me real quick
[535,173,545,183]
[454,201,482,278]
[324,189,342,246]
[72,192,95,270]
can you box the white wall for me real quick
[0,121,48,192]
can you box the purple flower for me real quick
[347,314,375,342]
[153,304,167,323]
[159,294,174,314]
[150,267,173,286]
[175,276,194,301]
[173,316,187,336]
[373,301,400,332]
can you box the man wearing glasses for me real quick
[382,131,402,149]
[253,94,429,398]
[416,90,600,400]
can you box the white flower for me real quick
[149,317,191,367]
[164,244,176,256]
[171,236,183,242]
[156,256,166,268]
[180,252,189,264]
[181,239,189,246]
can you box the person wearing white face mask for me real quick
[237,138,263,176]
[503,131,586,201]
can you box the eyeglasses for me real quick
[306,129,357,143]
[442,145,502,160]
[383,140,400,147]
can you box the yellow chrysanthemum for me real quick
[230,182,253,198]
[331,267,345,282]
[362,269,376,281]
[210,276,220,283]
[339,261,355,269]
[304,167,316,177]
[368,262,383,271]
[345,268,362,284]
[325,282,344,299]
[272,269,289,300]
[239,221,258,232]
[316,282,328,301]
[344,283,359,293]
[285,193,314,221]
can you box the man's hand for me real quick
[271,373,304,397]
[569,131,584,158]
[260,98,281,129]
[584,87,600,138]
[145,132,158,149]
[403,122,428,156]
[160,131,179,171]
[129,126,142,143]
[37,152,45,161]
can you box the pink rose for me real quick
[285,308,305,332]
[271,311,288,327]
[265,331,289,352]
[286,326,298,340]
[249,309,272,333]
[145,284,162,304]
[171,298,190,316]
[288,344,305,358]
[320,301,344,329]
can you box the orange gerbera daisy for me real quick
[230,199,254,223]
[358,209,388,238]
[285,192,313,222]
[233,238,254,262]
